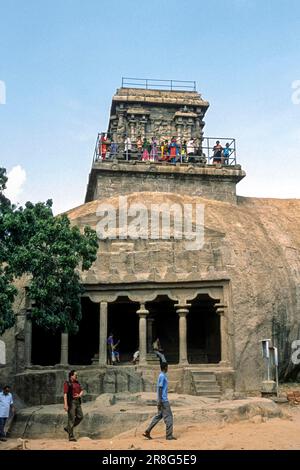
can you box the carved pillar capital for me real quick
[136,303,149,317]
[175,304,191,315]
[215,303,227,316]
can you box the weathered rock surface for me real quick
[67,193,300,391]
[10,393,282,439]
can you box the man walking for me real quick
[143,362,176,440]
[0,385,14,442]
[63,370,83,442]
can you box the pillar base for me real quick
[261,380,277,397]
[218,360,230,367]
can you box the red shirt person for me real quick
[63,370,83,442]
[99,133,107,160]
[213,140,223,163]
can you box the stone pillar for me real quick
[60,332,69,365]
[215,304,229,365]
[24,313,32,368]
[176,304,191,365]
[137,303,149,365]
[147,318,155,352]
[99,302,108,366]
[176,123,182,140]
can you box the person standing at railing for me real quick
[222,143,231,165]
[150,137,158,161]
[160,140,169,160]
[142,138,150,161]
[213,140,223,164]
[110,141,118,158]
[124,135,132,160]
[181,140,187,162]
[169,137,179,163]
[136,136,143,159]
[100,133,108,160]
[187,138,195,160]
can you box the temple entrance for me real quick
[31,322,60,366]
[81,281,229,367]
[108,297,139,363]
[147,295,179,364]
[69,297,99,365]
[187,294,221,363]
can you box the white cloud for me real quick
[4,165,27,203]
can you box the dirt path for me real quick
[2,405,300,450]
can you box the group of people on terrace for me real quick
[98,133,233,165]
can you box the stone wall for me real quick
[93,169,240,204]
[85,161,245,204]
[14,367,146,406]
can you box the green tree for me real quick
[0,167,98,335]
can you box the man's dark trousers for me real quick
[67,399,83,438]
[0,417,7,438]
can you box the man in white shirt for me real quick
[124,136,132,160]
[187,138,195,156]
[0,385,14,442]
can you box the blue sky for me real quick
[1,0,300,213]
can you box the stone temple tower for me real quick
[86,79,245,204]
[107,84,209,147]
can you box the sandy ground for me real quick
[2,404,300,451]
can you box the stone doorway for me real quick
[147,295,179,364]
[107,297,139,363]
[187,294,221,364]
[69,297,99,365]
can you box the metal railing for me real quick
[92,132,237,166]
[121,77,197,92]
[202,137,237,166]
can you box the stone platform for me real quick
[14,364,235,406]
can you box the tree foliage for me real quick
[0,167,98,335]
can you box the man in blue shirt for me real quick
[222,143,231,165]
[143,362,176,440]
[0,385,14,442]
